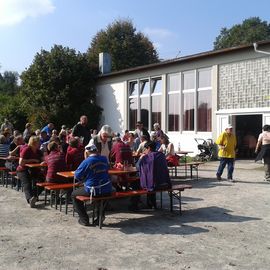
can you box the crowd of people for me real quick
[0,117,176,226]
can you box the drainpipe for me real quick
[253,43,270,55]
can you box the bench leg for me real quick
[92,203,96,225]
[99,201,104,229]
[65,193,69,215]
[169,191,173,212]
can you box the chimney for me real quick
[99,52,112,74]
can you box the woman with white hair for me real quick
[153,123,164,139]
[87,125,113,161]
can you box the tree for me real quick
[214,17,270,50]
[87,19,159,71]
[0,71,19,95]
[20,45,102,129]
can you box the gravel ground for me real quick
[0,160,269,270]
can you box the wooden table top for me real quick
[25,163,47,168]
[0,156,19,161]
[57,167,138,178]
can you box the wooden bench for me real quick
[76,184,192,229]
[44,183,79,214]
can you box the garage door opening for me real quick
[235,114,262,159]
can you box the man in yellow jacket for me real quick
[216,125,237,182]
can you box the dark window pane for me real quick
[152,95,162,127]
[140,80,150,95]
[140,96,149,130]
[129,97,137,130]
[152,78,162,94]
[129,81,138,96]
[183,92,194,130]
[198,90,212,131]
[168,93,180,131]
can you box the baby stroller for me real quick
[194,138,214,162]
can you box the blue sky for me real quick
[0,0,270,74]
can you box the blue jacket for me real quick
[75,155,112,195]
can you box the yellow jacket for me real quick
[216,132,237,158]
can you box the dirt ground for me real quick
[0,160,270,270]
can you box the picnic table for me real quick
[175,150,193,178]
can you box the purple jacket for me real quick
[139,151,171,191]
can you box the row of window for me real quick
[128,68,212,132]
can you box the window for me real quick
[128,81,138,130]
[183,71,195,131]
[167,73,180,131]
[197,90,212,131]
[198,68,212,131]
[198,68,211,88]
[183,92,194,131]
[151,78,162,127]
[183,71,195,90]
[140,80,150,130]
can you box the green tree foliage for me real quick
[20,45,102,129]
[87,19,159,71]
[214,17,270,50]
[0,93,27,131]
[0,71,19,95]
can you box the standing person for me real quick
[23,123,32,143]
[1,118,14,134]
[135,121,150,141]
[255,125,270,181]
[16,136,44,207]
[71,144,112,226]
[72,115,91,146]
[41,123,54,137]
[216,125,237,182]
[89,125,113,161]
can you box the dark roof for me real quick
[99,40,270,78]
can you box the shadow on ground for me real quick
[102,206,260,235]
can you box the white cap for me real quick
[226,125,233,129]
[85,143,98,152]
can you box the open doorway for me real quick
[235,114,262,159]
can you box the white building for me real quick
[96,41,270,156]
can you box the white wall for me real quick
[96,82,126,133]
[167,132,212,156]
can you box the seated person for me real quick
[16,136,44,208]
[71,144,112,226]
[135,135,148,156]
[158,135,179,166]
[5,135,24,171]
[110,137,133,168]
[65,137,84,171]
[0,135,10,167]
[39,130,49,144]
[45,141,68,183]
[150,132,161,151]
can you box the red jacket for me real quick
[65,145,84,170]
